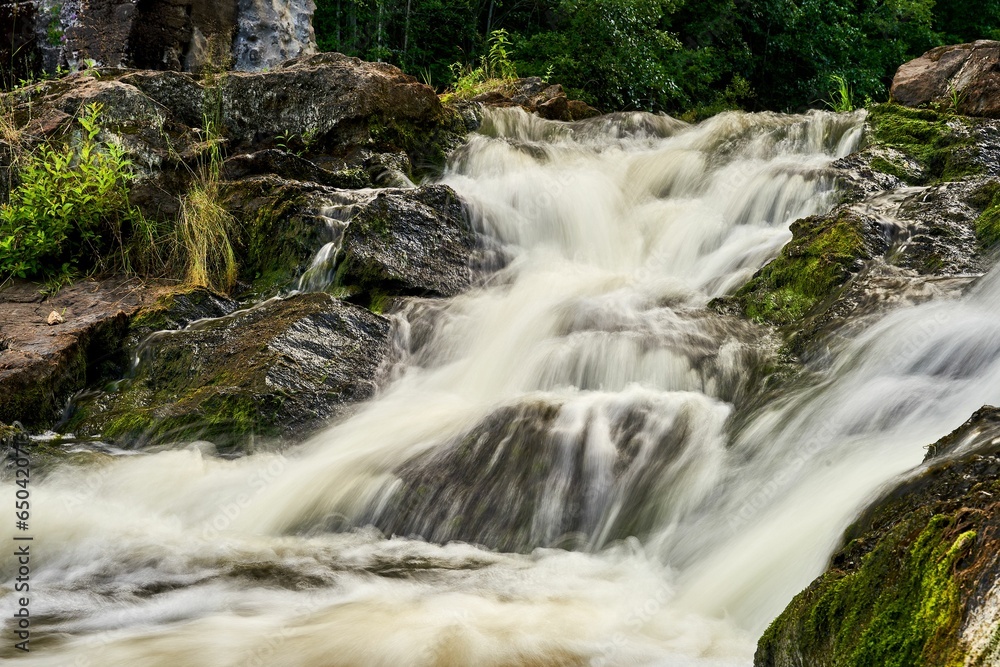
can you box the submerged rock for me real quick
[67,293,392,450]
[892,41,1000,118]
[756,406,1000,667]
[369,393,727,553]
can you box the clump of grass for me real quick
[442,29,519,102]
[825,74,855,113]
[179,119,237,293]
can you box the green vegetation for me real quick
[826,74,855,113]
[866,103,980,184]
[733,212,869,327]
[443,29,519,101]
[313,0,1000,114]
[759,513,973,667]
[0,103,143,281]
[179,119,238,293]
[970,180,1000,249]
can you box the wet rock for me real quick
[334,184,498,300]
[68,293,392,451]
[756,406,1000,667]
[0,279,154,428]
[126,286,239,348]
[892,41,1000,118]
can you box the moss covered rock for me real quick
[756,406,1000,667]
[67,293,392,451]
[733,211,876,328]
[865,104,982,185]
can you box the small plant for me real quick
[46,5,64,48]
[443,29,520,101]
[274,128,318,156]
[179,117,237,293]
[0,102,139,280]
[947,84,966,114]
[825,74,855,113]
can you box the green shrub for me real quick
[0,103,139,280]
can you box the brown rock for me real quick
[891,40,1000,117]
[0,279,157,428]
[536,95,569,121]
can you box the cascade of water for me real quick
[10,106,989,666]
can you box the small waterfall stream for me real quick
[5,107,997,666]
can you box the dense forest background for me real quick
[313,0,1000,115]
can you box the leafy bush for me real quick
[0,103,139,280]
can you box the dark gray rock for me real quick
[67,293,392,451]
[334,185,497,300]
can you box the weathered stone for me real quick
[233,0,316,71]
[892,41,1000,118]
[67,293,392,450]
[0,278,154,428]
[756,406,1000,667]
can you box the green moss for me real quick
[970,181,1000,250]
[867,104,981,185]
[734,212,868,327]
[760,513,972,667]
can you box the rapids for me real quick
[4,107,995,666]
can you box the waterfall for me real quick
[8,106,994,666]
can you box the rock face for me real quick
[234,0,316,70]
[5,0,316,74]
[4,54,467,217]
[0,279,155,428]
[68,293,392,450]
[891,41,1000,118]
[756,406,1000,667]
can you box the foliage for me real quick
[444,29,518,100]
[179,118,237,294]
[0,103,140,280]
[313,0,1000,115]
[826,74,855,113]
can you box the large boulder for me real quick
[891,41,1000,118]
[67,293,392,450]
[756,406,1000,667]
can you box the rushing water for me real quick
[5,107,999,665]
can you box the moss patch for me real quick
[732,212,870,327]
[866,104,981,185]
[970,181,1000,250]
[758,513,972,667]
